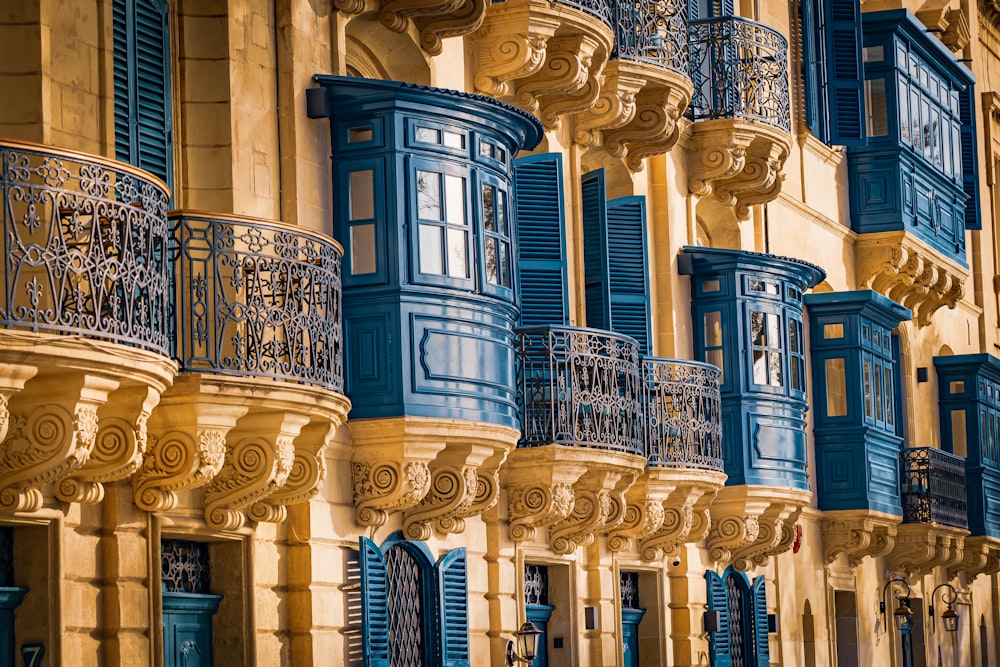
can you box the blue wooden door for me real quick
[622,608,646,667]
[526,604,555,667]
[0,588,26,667]
[162,592,222,667]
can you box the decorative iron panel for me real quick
[553,0,614,26]
[643,357,724,470]
[688,17,791,131]
[0,140,171,353]
[386,545,424,667]
[161,540,211,594]
[726,574,746,667]
[516,325,644,454]
[524,563,549,606]
[170,213,344,390]
[611,0,689,74]
[899,446,968,529]
[620,571,640,610]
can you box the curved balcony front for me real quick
[0,139,175,511]
[685,17,792,219]
[134,211,350,530]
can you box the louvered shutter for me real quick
[113,0,173,190]
[959,86,982,229]
[822,0,865,145]
[359,537,390,667]
[435,548,471,667]
[606,196,650,354]
[514,154,568,327]
[581,170,610,331]
[751,575,770,667]
[706,571,732,667]
[801,0,821,135]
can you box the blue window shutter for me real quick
[581,170,611,332]
[359,537,390,667]
[960,86,982,230]
[801,0,821,136]
[751,575,770,667]
[435,548,470,667]
[706,571,732,667]
[823,0,865,146]
[606,196,651,354]
[113,0,173,191]
[514,153,568,327]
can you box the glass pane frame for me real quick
[407,156,475,290]
[476,169,515,299]
[336,156,388,287]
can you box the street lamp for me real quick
[881,576,913,632]
[929,583,960,633]
[506,620,542,666]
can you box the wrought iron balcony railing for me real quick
[899,447,968,529]
[0,139,171,354]
[688,16,790,131]
[490,0,614,25]
[611,0,688,74]
[516,325,644,455]
[170,212,344,391]
[643,357,723,471]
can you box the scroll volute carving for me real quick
[632,471,726,562]
[0,369,120,512]
[820,511,900,568]
[379,0,490,56]
[887,524,968,576]
[249,420,337,523]
[707,486,809,570]
[951,536,1000,580]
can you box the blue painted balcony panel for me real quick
[642,357,723,471]
[935,353,1000,537]
[170,212,344,391]
[899,446,968,529]
[611,0,689,74]
[516,325,644,455]
[687,17,791,131]
[309,76,542,426]
[678,247,825,489]
[0,139,171,354]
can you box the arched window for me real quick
[706,568,769,667]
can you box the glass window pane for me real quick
[485,237,498,284]
[703,280,720,292]
[769,352,782,386]
[825,358,848,417]
[349,170,374,220]
[950,381,965,394]
[350,223,376,275]
[480,140,495,158]
[884,366,895,427]
[866,79,888,137]
[447,227,468,278]
[767,314,780,348]
[497,193,507,235]
[824,323,845,339]
[419,224,444,274]
[704,312,722,347]
[707,349,724,383]
[482,185,495,231]
[751,311,766,346]
[789,319,800,353]
[443,130,464,149]
[874,362,884,422]
[499,242,510,287]
[348,126,373,143]
[445,175,465,225]
[417,171,442,220]
[415,126,440,144]
[753,350,768,385]
[864,359,874,419]
[952,409,967,458]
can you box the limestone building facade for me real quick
[2,0,1000,665]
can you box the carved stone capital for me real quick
[687,119,791,219]
[950,536,1000,580]
[352,417,515,528]
[887,523,969,576]
[708,486,810,570]
[855,231,970,327]
[820,511,901,567]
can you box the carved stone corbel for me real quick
[471,2,558,97]
[730,503,800,572]
[0,370,120,512]
[708,486,810,569]
[0,364,38,444]
[134,376,249,512]
[507,481,578,542]
[637,471,726,561]
[518,34,605,130]
[333,0,367,14]
[249,421,336,523]
[572,61,645,148]
[549,465,636,554]
[604,82,691,171]
[855,232,969,327]
[379,0,489,55]
[950,536,1000,580]
[820,511,900,567]
[887,523,969,576]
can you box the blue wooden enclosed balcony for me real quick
[0,138,177,511]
